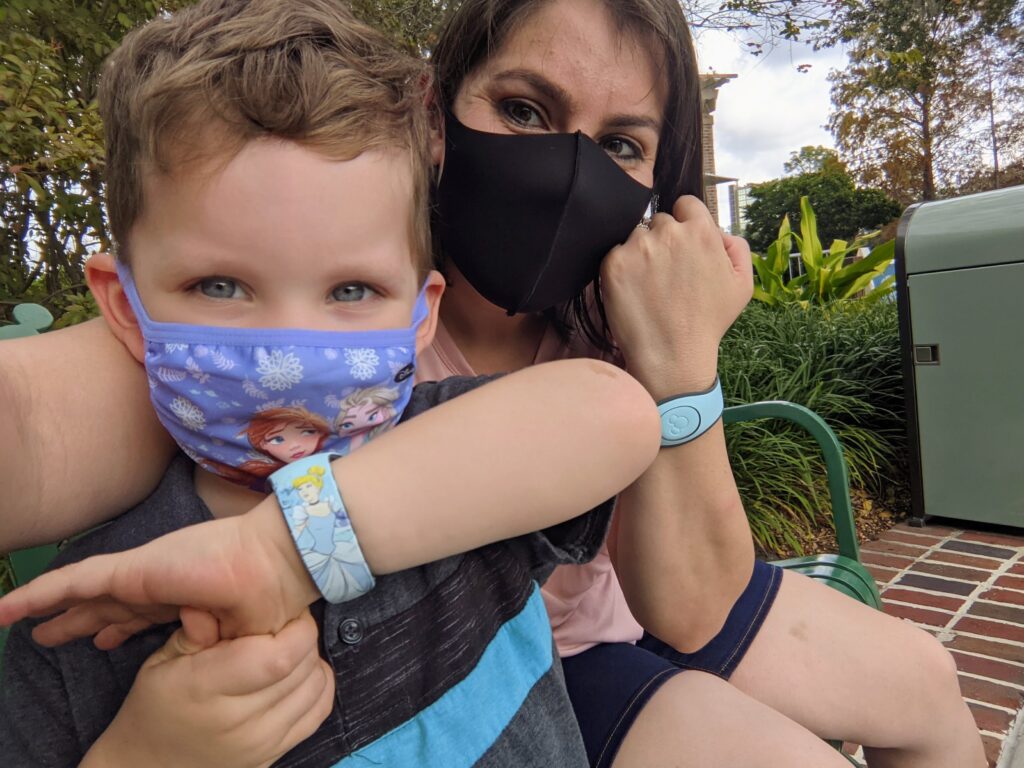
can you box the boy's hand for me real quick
[0,505,319,648]
[82,608,334,768]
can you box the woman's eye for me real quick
[601,137,641,162]
[198,277,244,299]
[501,99,546,129]
[267,436,285,445]
[331,284,375,302]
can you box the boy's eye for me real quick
[501,99,546,129]
[331,284,375,302]
[601,136,641,162]
[198,277,244,299]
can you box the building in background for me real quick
[727,182,754,236]
[700,73,736,222]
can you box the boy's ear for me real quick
[414,270,446,356]
[85,252,146,364]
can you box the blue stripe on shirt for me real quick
[337,585,553,767]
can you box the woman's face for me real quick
[452,0,667,188]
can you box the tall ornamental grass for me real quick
[721,299,904,555]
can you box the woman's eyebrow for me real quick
[604,114,661,133]
[491,69,573,109]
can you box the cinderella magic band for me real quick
[269,452,375,603]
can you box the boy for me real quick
[0,1,660,765]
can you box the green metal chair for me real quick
[723,400,882,610]
[1,303,62,660]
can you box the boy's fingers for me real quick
[94,617,165,650]
[263,658,335,752]
[179,606,222,649]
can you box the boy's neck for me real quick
[194,465,268,519]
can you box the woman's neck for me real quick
[439,263,549,375]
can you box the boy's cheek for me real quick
[84,252,147,364]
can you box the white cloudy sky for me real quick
[693,29,850,219]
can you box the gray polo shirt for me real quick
[0,377,612,767]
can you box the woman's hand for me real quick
[0,507,318,649]
[82,608,333,768]
[600,195,753,399]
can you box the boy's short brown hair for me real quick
[100,0,432,274]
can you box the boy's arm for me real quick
[0,318,176,550]
[0,359,660,644]
[82,609,333,768]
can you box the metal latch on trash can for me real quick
[913,345,940,365]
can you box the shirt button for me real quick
[339,618,363,645]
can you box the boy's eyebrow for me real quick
[490,69,661,133]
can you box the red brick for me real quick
[959,531,1024,548]
[894,522,958,536]
[983,588,1024,606]
[995,575,1024,591]
[865,564,899,586]
[881,588,965,612]
[861,540,929,557]
[931,551,1005,570]
[968,702,1014,734]
[946,635,1024,664]
[970,602,1024,626]
[911,561,992,583]
[957,675,1024,710]
[955,617,1024,643]
[951,651,1024,686]
[881,530,940,548]
[982,734,1003,767]
[862,552,914,570]
[1009,563,1024,576]
[883,602,952,627]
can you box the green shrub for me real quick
[721,299,905,555]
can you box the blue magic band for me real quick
[657,377,724,447]
[269,452,375,603]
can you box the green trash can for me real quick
[897,185,1024,527]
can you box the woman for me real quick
[0,0,983,765]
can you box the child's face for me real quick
[123,140,438,334]
[261,422,322,463]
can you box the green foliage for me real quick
[721,300,905,555]
[744,164,901,253]
[0,0,192,327]
[827,0,1024,204]
[751,197,895,307]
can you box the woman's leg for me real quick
[729,570,985,768]
[612,670,852,767]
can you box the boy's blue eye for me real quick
[332,284,373,302]
[199,278,243,299]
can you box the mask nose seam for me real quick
[511,131,584,315]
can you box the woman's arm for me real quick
[0,358,661,644]
[0,318,176,550]
[601,196,757,653]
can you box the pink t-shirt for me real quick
[416,320,644,657]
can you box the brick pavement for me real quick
[861,522,1024,767]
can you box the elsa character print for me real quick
[334,385,400,450]
[287,465,373,600]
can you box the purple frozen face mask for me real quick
[116,261,426,490]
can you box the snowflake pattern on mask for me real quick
[170,396,206,431]
[257,350,304,391]
[345,348,379,381]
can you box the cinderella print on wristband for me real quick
[269,453,374,603]
[115,261,425,491]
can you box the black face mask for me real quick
[433,110,654,315]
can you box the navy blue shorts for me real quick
[560,560,782,768]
